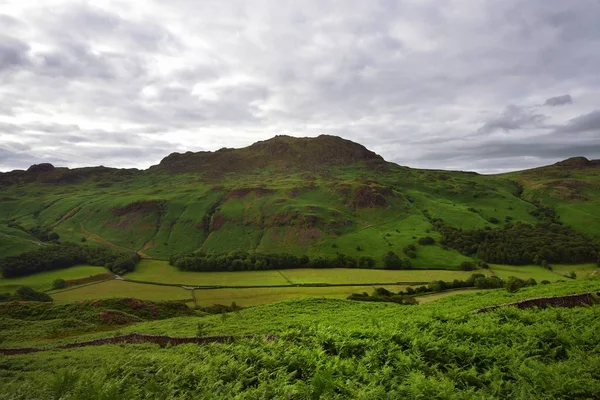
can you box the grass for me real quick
[549,263,598,278]
[3,278,600,398]
[490,264,580,281]
[126,260,289,286]
[51,280,192,303]
[127,260,489,287]
[192,285,408,307]
[0,265,107,293]
[415,288,485,303]
[279,268,482,284]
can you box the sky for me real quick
[1,0,599,174]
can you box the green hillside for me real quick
[1,135,598,268]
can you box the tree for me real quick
[506,276,525,293]
[418,236,435,245]
[15,286,52,302]
[382,251,403,270]
[460,261,476,271]
[53,279,67,289]
[48,232,60,242]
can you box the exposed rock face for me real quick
[555,157,593,167]
[153,135,386,175]
[27,163,55,173]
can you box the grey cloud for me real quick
[1,0,600,173]
[477,105,547,134]
[554,110,600,134]
[544,94,573,106]
[0,35,30,71]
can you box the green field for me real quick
[490,264,583,281]
[51,280,192,303]
[278,267,482,284]
[127,260,483,287]
[0,265,107,293]
[548,263,598,278]
[127,260,289,286]
[50,279,409,307]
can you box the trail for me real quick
[276,270,294,285]
[0,333,279,355]
[48,206,81,230]
[124,278,430,290]
[79,224,133,252]
[0,231,43,247]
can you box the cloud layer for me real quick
[1,0,599,173]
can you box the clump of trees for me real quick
[418,236,435,245]
[0,286,52,302]
[434,219,597,265]
[170,252,377,272]
[348,273,511,304]
[347,290,418,305]
[506,277,538,293]
[382,251,412,270]
[1,243,139,277]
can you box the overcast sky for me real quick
[1,0,599,173]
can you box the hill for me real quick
[0,135,598,267]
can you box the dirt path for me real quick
[0,333,278,355]
[0,231,43,247]
[79,224,133,252]
[48,206,81,230]
[137,238,154,258]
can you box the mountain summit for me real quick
[153,135,386,175]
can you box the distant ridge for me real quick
[152,135,386,175]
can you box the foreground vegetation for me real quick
[1,278,599,399]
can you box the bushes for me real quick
[0,286,53,303]
[382,251,412,270]
[459,261,476,271]
[505,277,538,293]
[434,219,598,265]
[418,236,435,245]
[53,279,67,289]
[171,252,377,272]
[0,243,139,277]
[347,290,418,305]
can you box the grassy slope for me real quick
[0,138,598,268]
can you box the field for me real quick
[490,264,581,281]
[2,277,600,398]
[51,280,192,303]
[0,265,107,293]
[50,279,409,307]
[127,260,484,287]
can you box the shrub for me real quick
[506,276,525,293]
[53,279,67,289]
[460,261,476,271]
[405,250,417,259]
[15,286,52,302]
[418,236,435,245]
[382,251,403,270]
[541,280,551,285]
[525,278,537,286]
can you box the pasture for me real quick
[0,265,107,293]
